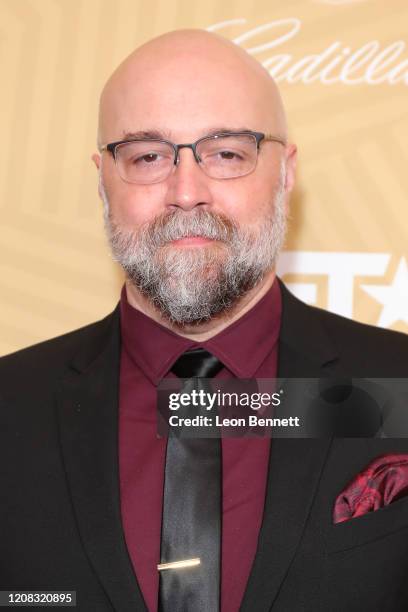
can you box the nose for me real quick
[164,147,214,212]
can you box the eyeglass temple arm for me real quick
[263,134,287,146]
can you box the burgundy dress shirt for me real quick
[119,279,282,612]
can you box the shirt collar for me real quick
[120,278,282,385]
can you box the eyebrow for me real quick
[122,130,171,140]
[121,127,256,141]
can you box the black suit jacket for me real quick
[1,281,408,611]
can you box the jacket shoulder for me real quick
[279,279,408,376]
[313,303,408,347]
[309,302,408,372]
[0,308,119,392]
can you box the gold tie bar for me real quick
[157,557,201,571]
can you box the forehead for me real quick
[100,56,278,143]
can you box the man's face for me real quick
[95,42,296,325]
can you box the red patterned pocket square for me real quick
[333,454,408,524]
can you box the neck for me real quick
[125,270,276,342]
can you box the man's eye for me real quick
[134,153,160,164]
[219,151,236,160]
[214,150,246,162]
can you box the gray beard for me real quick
[103,178,287,327]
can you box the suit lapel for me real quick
[241,281,339,611]
[56,307,147,612]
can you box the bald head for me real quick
[97,29,287,148]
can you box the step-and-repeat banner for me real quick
[1,0,407,354]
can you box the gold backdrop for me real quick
[1,0,407,355]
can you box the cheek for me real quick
[213,178,276,226]
[105,179,167,228]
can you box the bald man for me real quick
[1,29,408,612]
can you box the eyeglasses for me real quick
[99,131,286,184]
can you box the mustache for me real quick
[138,209,239,248]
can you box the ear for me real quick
[91,152,101,170]
[91,153,104,200]
[283,143,297,194]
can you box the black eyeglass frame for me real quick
[99,131,287,166]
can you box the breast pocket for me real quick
[325,494,408,553]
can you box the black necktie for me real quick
[158,348,223,612]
